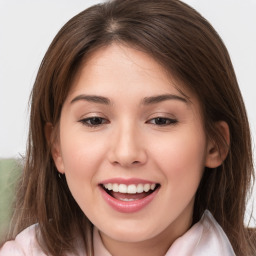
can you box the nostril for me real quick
[112,160,142,167]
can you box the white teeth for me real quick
[127,184,137,194]
[113,183,119,192]
[151,184,156,190]
[103,183,157,194]
[106,183,112,190]
[137,184,144,193]
[119,198,138,201]
[144,184,150,192]
[119,184,127,193]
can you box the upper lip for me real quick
[99,178,158,185]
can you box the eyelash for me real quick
[147,117,178,126]
[79,116,178,128]
[79,117,109,127]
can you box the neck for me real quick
[100,230,172,256]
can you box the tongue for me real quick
[110,191,150,201]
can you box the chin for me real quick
[99,220,163,243]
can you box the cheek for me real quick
[152,128,207,187]
[149,129,207,223]
[58,134,108,218]
[59,129,107,199]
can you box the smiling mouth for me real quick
[101,183,160,201]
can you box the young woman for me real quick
[1,0,255,255]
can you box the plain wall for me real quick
[0,0,255,225]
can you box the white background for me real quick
[0,0,255,225]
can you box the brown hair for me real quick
[5,0,256,255]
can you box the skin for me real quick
[52,43,227,256]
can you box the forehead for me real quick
[66,43,198,108]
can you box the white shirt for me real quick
[0,210,236,255]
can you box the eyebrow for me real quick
[142,94,188,105]
[70,95,111,105]
[70,93,188,106]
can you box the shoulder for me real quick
[0,224,88,256]
[0,224,47,256]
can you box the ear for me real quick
[205,121,230,168]
[45,122,65,174]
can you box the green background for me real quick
[0,159,21,241]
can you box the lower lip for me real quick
[99,186,159,213]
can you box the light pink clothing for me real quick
[0,210,235,255]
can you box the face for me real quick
[53,44,216,251]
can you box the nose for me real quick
[108,123,147,168]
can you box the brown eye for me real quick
[80,117,108,127]
[148,117,178,126]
